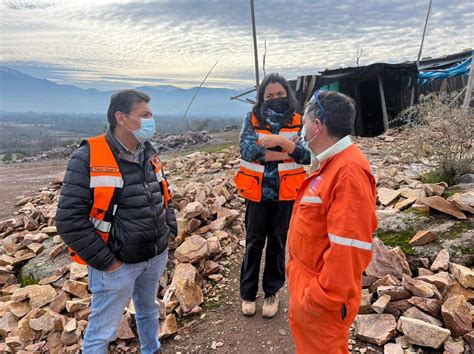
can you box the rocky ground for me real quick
[0,130,473,353]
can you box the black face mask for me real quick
[263,97,290,114]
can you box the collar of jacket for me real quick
[310,135,352,173]
[105,128,158,165]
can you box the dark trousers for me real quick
[240,200,294,301]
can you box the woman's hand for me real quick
[259,134,284,149]
[259,134,296,154]
[264,150,291,161]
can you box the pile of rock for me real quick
[152,131,212,153]
[374,177,473,267]
[376,181,473,220]
[354,238,473,353]
[0,148,246,353]
[4,131,212,164]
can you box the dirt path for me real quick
[0,159,67,219]
[161,247,295,353]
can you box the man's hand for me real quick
[259,134,284,149]
[105,261,123,272]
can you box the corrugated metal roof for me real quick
[418,49,472,70]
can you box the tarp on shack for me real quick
[418,50,473,85]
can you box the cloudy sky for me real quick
[0,0,472,90]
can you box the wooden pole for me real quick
[416,0,433,68]
[378,74,389,132]
[462,53,474,109]
[410,0,433,106]
[250,0,260,92]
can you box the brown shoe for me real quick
[262,294,279,318]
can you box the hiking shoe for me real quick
[262,294,279,318]
[242,300,256,316]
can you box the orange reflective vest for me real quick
[234,112,307,202]
[69,134,171,265]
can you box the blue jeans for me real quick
[83,250,168,354]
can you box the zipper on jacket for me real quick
[140,164,159,249]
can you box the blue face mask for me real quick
[132,117,156,144]
[123,114,156,143]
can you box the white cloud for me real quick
[0,0,472,89]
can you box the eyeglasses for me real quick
[309,89,327,123]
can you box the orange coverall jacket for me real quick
[287,139,378,354]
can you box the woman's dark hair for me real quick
[252,73,299,126]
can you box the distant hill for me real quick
[0,67,250,116]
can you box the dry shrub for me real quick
[396,91,473,185]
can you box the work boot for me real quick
[262,293,279,318]
[242,300,256,316]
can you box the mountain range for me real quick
[0,67,251,116]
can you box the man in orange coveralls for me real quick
[287,90,378,354]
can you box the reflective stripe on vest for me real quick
[278,162,304,171]
[90,176,124,188]
[234,112,307,202]
[240,159,265,173]
[90,217,113,233]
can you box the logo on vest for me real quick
[90,166,120,173]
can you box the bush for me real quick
[396,92,473,185]
[3,153,13,161]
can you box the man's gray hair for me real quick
[305,91,356,139]
[107,89,151,129]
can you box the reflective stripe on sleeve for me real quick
[328,233,373,251]
[90,176,124,188]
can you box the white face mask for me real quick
[301,121,319,152]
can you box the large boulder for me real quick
[417,271,453,295]
[182,202,204,219]
[170,263,203,313]
[441,295,472,338]
[420,196,466,220]
[397,316,450,349]
[354,314,397,346]
[449,263,474,289]
[174,235,209,263]
[408,297,442,318]
[366,238,411,279]
[20,238,70,282]
[402,306,443,327]
[430,249,449,272]
[159,314,178,339]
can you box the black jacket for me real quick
[56,129,177,270]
